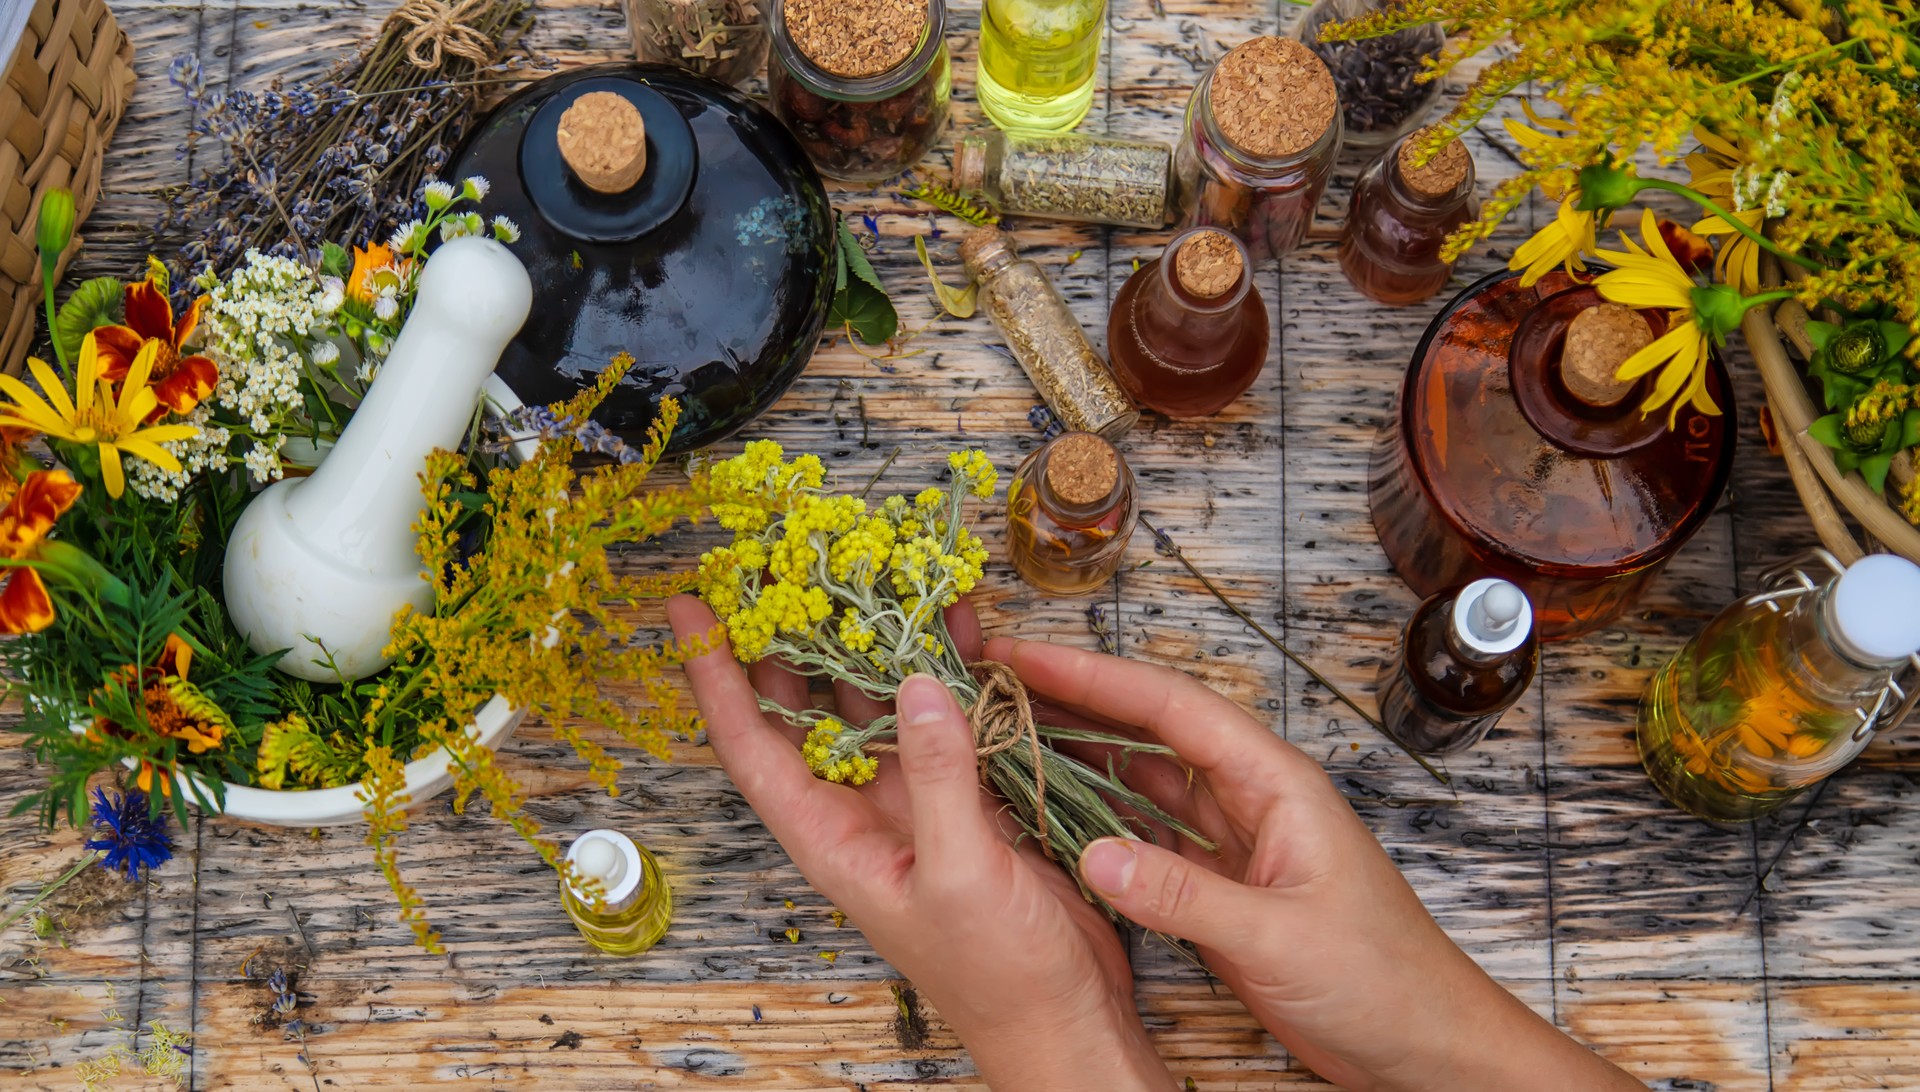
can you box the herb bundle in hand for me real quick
[162,0,534,281]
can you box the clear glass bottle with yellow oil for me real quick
[561,829,673,955]
[1637,553,1920,823]
[977,0,1104,132]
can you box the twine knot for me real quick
[965,661,1049,842]
[391,0,496,70]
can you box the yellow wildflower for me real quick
[1594,209,1729,427]
[914,487,944,510]
[1692,208,1766,296]
[946,450,999,499]
[838,607,877,653]
[801,718,879,785]
[1509,192,1599,286]
[0,337,197,498]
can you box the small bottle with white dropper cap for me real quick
[1376,578,1539,756]
[561,830,672,956]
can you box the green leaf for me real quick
[53,277,122,362]
[1809,413,1845,450]
[838,217,887,297]
[1901,407,1920,450]
[1882,320,1914,361]
[914,235,977,318]
[1805,319,1839,350]
[320,242,349,277]
[831,214,897,345]
[1862,452,1896,494]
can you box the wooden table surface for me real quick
[5,0,1918,1088]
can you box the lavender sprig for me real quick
[495,405,647,464]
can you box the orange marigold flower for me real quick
[92,265,218,419]
[0,469,82,633]
[91,633,233,797]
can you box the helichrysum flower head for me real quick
[801,718,879,785]
[947,450,998,498]
[85,788,174,880]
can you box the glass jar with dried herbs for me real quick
[952,128,1172,229]
[768,0,952,182]
[1006,431,1139,596]
[1172,36,1342,261]
[625,0,769,88]
[1297,0,1445,155]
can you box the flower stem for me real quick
[1634,178,1824,271]
[0,851,104,935]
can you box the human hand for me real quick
[989,637,1643,1092]
[668,596,1176,1092]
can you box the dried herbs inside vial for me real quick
[625,0,769,87]
[952,130,1171,230]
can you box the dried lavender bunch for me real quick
[160,0,535,283]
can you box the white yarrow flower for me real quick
[422,180,457,210]
[463,176,491,201]
[389,219,425,254]
[490,215,521,244]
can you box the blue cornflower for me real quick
[85,789,174,881]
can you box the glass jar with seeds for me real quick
[624,0,769,87]
[951,128,1172,230]
[1296,0,1445,154]
[1006,431,1139,596]
[768,0,952,182]
[959,227,1138,440]
[1172,36,1342,261]
[1339,126,1479,305]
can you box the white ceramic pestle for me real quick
[224,235,533,682]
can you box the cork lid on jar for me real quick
[1209,37,1338,159]
[1045,432,1123,509]
[1174,229,1244,299]
[1397,127,1473,199]
[1561,303,1653,407]
[557,92,649,194]
[783,0,928,78]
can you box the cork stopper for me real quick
[1210,37,1338,159]
[557,92,648,194]
[1398,128,1471,199]
[959,226,1016,280]
[1046,433,1120,508]
[783,0,926,78]
[1175,229,1243,298]
[1561,303,1653,407]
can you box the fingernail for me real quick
[1079,838,1136,897]
[897,674,949,728]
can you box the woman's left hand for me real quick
[668,596,1174,1092]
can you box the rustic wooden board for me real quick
[7,0,1920,1088]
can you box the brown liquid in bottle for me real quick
[1368,270,1736,641]
[1006,432,1137,596]
[1338,128,1479,307]
[1108,228,1270,418]
[1376,579,1538,756]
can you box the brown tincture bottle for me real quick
[1368,271,1735,641]
[1377,578,1538,756]
[1107,227,1271,418]
[1006,431,1138,596]
[1338,127,1480,306]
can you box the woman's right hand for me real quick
[987,637,1644,1092]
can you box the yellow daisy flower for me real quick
[1593,209,1731,428]
[1692,207,1767,295]
[0,334,197,498]
[1510,192,1600,286]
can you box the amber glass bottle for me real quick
[1107,227,1270,418]
[1338,128,1479,306]
[1368,270,1736,641]
[1377,579,1538,756]
[1006,432,1137,596]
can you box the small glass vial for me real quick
[1339,127,1479,306]
[1377,579,1538,756]
[1107,227,1270,418]
[976,0,1104,132]
[1006,431,1138,595]
[624,0,770,87]
[1639,554,1920,823]
[1173,37,1341,262]
[561,829,673,956]
[960,227,1138,439]
[768,0,952,182]
[951,129,1172,230]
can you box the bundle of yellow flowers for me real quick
[694,443,1209,887]
[1329,0,1920,516]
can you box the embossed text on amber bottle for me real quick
[1006,431,1137,596]
[1367,270,1736,641]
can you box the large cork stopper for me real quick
[557,92,648,194]
[1210,37,1337,159]
[1175,229,1243,298]
[1562,303,1653,407]
[1046,433,1120,508]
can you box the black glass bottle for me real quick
[447,64,837,454]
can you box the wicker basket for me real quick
[1745,253,1920,566]
[0,0,135,378]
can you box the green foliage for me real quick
[830,215,899,345]
[914,235,978,319]
[53,277,123,362]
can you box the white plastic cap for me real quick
[1452,578,1533,656]
[1830,554,1920,664]
[565,829,642,908]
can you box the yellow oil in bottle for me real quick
[976,0,1104,132]
[562,831,673,956]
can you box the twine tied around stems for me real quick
[964,661,1049,842]
[390,0,497,70]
